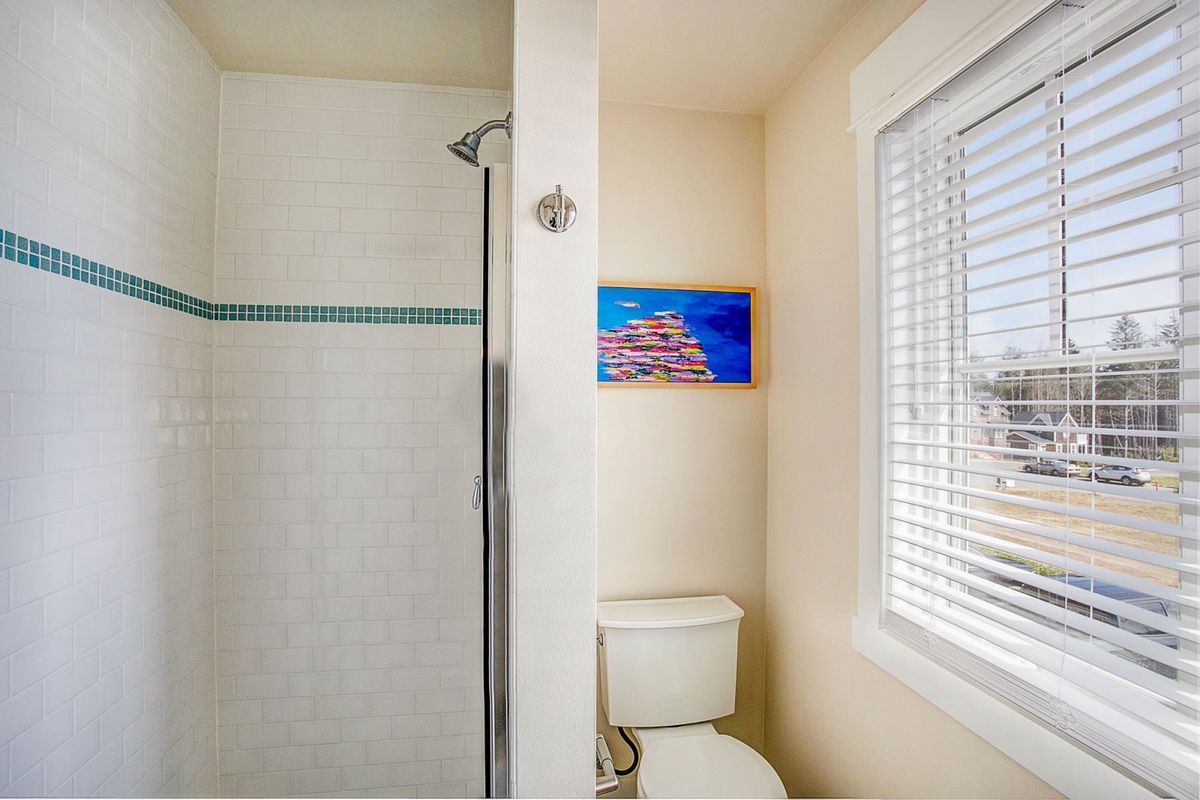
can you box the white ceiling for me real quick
[163,1,865,114]
[599,0,870,115]
[164,0,513,90]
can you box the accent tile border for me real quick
[1,228,480,326]
[214,304,480,325]
[3,228,214,319]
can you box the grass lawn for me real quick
[971,486,1182,587]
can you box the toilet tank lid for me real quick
[597,595,743,630]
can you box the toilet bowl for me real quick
[597,596,786,799]
[632,723,785,799]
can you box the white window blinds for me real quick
[877,0,1198,796]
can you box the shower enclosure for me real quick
[0,0,522,795]
[211,75,512,798]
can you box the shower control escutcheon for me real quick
[472,475,482,510]
[537,185,577,233]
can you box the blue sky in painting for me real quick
[597,286,753,383]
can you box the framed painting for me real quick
[597,282,757,388]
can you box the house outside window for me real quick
[863,0,1198,796]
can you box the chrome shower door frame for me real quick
[482,165,513,798]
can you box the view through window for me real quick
[878,0,1197,795]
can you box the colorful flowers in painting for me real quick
[597,310,716,382]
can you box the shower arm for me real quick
[475,115,512,140]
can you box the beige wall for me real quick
[597,101,769,779]
[762,1,1061,797]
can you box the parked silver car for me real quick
[1022,459,1081,477]
[1091,465,1152,486]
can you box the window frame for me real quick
[851,1,1173,797]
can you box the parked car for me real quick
[1090,465,1152,486]
[1022,459,1081,477]
[967,549,1178,678]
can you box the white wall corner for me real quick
[510,0,600,797]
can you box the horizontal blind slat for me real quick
[889,440,1197,480]
[885,4,1197,186]
[888,484,1195,546]
[886,101,1196,227]
[884,542,1194,677]
[883,572,1196,717]
[888,497,1195,596]
[887,164,1198,261]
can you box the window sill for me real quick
[851,616,1157,799]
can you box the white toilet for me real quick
[597,595,786,799]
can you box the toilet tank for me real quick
[597,595,743,728]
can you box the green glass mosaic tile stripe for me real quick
[213,304,481,325]
[2,227,215,319]
[1,227,480,326]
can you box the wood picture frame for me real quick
[597,281,758,389]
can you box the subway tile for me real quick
[9,701,73,782]
[288,156,340,182]
[260,743,315,773]
[235,722,289,750]
[221,128,265,155]
[415,187,465,212]
[366,136,418,161]
[20,22,82,102]
[236,154,290,181]
[223,78,267,105]
[340,157,392,185]
[390,666,440,692]
[340,208,390,234]
[10,625,73,694]
[415,734,465,762]
[11,548,73,607]
[418,92,468,117]
[260,696,313,724]
[289,766,342,795]
[0,1,18,56]
[315,741,366,768]
[342,110,392,137]
[0,433,42,480]
[286,622,339,650]
[11,471,73,521]
[288,205,339,232]
[218,746,262,775]
[235,674,288,701]
[43,719,102,793]
[366,184,416,210]
[393,113,444,139]
[235,770,289,797]
[234,103,292,131]
[42,652,100,714]
[265,80,318,108]
[283,667,338,700]
[0,47,53,121]
[235,204,289,231]
[313,182,366,208]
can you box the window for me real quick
[876,0,1197,796]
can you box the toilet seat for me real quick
[636,733,786,799]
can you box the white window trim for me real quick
[852,2,1164,797]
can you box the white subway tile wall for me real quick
[0,0,221,795]
[213,74,502,798]
[215,73,509,311]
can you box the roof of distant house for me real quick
[1012,410,1077,426]
[1008,430,1056,445]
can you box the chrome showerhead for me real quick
[447,112,512,167]
[447,131,483,166]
